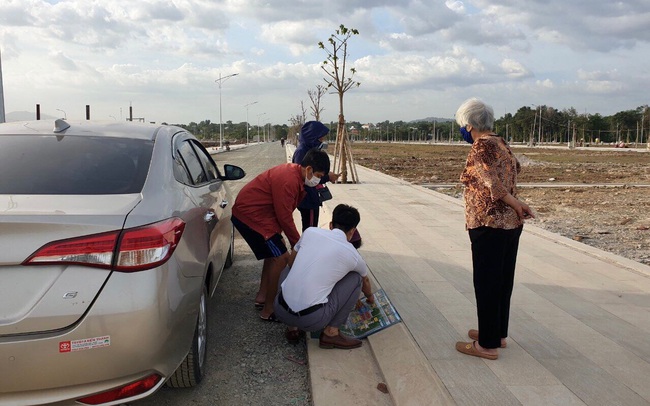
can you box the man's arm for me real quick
[272,180,302,247]
[287,248,298,268]
[361,276,374,305]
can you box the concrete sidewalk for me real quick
[293,147,650,405]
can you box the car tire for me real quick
[167,284,208,388]
[224,226,234,269]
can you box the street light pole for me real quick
[56,109,67,119]
[257,113,266,143]
[215,72,238,149]
[244,101,258,145]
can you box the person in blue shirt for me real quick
[292,121,339,230]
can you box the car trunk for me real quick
[0,194,141,336]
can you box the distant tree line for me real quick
[494,105,649,145]
[172,120,289,144]
[335,104,650,145]
[172,104,648,146]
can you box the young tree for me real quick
[308,85,327,121]
[319,24,360,183]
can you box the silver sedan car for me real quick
[0,119,245,405]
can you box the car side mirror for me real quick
[222,164,245,181]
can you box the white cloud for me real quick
[577,69,617,81]
[500,59,531,78]
[536,79,555,89]
[49,51,79,71]
[446,0,465,14]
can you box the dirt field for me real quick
[350,142,650,266]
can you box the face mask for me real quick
[318,142,328,151]
[304,171,321,187]
[460,127,474,144]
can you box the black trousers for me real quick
[469,226,523,349]
[298,207,320,231]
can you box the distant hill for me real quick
[5,111,57,122]
[411,116,454,123]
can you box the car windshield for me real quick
[0,135,153,194]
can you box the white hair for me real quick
[455,98,494,132]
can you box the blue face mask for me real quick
[460,127,474,144]
[318,142,328,151]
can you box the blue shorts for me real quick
[231,216,287,260]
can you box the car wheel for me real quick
[167,284,208,388]
[224,226,234,269]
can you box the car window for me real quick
[0,135,153,194]
[177,140,208,185]
[189,140,221,181]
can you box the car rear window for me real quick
[0,135,153,194]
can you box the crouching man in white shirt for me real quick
[273,204,374,349]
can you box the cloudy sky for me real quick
[0,0,648,126]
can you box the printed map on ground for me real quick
[340,289,402,339]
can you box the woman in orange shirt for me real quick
[454,98,535,360]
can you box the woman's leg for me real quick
[469,227,508,349]
[499,226,523,338]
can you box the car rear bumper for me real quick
[0,265,203,405]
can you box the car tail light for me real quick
[115,217,185,272]
[23,218,185,272]
[77,374,162,405]
[22,231,119,269]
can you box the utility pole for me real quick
[244,101,258,145]
[215,73,238,149]
[537,106,542,144]
[0,48,5,123]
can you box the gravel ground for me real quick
[134,142,310,406]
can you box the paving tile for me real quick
[390,292,461,361]
[526,284,650,362]
[419,281,474,308]
[525,283,612,320]
[538,356,649,406]
[369,324,455,406]
[507,385,586,406]
[508,309,582,360]
[579,315,650,363]
[598,303,650,333]
[431,359,522,406]
[308,339,393,406]
[520,305,650,401]
[483,343,561,386]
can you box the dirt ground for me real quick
[351,142,650,266]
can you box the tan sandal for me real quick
[455,341,498,360]
[468,329,507,348]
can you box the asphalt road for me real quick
[133,142,310,406]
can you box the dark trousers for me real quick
[469,226,523,349]
[298,207,320,231]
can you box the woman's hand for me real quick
[518,201,535,220]
[502,193,535,220]
[328,172,340,183]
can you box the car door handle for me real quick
[204,210,216,222]
[219,199,228,209]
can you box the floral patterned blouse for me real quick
[460,134,523,230]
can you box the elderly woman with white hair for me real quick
[454,97,534,360]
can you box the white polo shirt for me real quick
[281,227,368,312]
